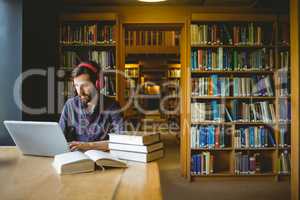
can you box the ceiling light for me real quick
[138,0,168,2]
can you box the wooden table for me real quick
[0,147,162,200]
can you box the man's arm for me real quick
[69,140,109,151]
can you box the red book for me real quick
[198,49,202,70]
[209,77,213,95]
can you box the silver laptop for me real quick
[3,121,70,157]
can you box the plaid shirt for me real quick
[59,95,124,142]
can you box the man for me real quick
[59,61,123,151]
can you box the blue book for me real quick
[191,155,195,174]
[191,50,194,70]
[231,100,238,121]
[194,155,198,175]
[200,127,206,148]
[211,75,218,96]
[194,50,198,70]
[208,49,212,70]
[217,79,221,96]
[197,154,201,175]
[268,131,276,147]
[209,126,215,148]
[211,100,220,121]
[241,129,245,148]
[249,127,255,147]
[220,127,225,148]
[260,128,264,147]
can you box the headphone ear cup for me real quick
[95,80,103,90]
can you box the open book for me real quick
[52,150,127,175]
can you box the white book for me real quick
[109,132,160,145]
[52,150,127,175]
[109,142,163,153]
[110,149,164,163]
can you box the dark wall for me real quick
[0,0,22,145]
[22,0,61,122]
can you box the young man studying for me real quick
[59,61,124,152]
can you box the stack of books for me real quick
[109,132,164,163]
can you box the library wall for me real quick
[0,0,22,145]
[22,1,61,121]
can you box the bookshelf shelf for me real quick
[191,148,233,151]
[191,96,275,100]
[233,173,276,177]
[191,172,234,177]
[191,44,275,48]
[278,146,291,150]
[60,43,116,48]
[125,46,179,55]
[234,148,277,151]
[191,70,274,75]
[191,121,276,125]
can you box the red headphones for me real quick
[77,62,103,90]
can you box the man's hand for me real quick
[69,141,109,151]
[69,141,89,151]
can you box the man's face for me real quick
[73,74,96,105]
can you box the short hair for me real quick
[71,61,100,84]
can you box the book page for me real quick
[54,151,90,165]
[84,150,124,163]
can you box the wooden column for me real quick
[290,0,300,199]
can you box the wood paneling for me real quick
[290,0,300,199]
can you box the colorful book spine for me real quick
[191,152,214,175]
[191,125,228,149]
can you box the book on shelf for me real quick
[191,48,274,71]
[168,69,181,78]
[279,126,291,147]
[125,30,179,47]
[191,100,275,123]
[52,150,127,175]
[191,23,274,46]
[61,51,78,68]
[279,98,291,121]
[234,126,276,148]
[191,152,214,175]
[61,50,115,70]
[278,150,290,174]
[125,68,139,77]
[60,80,74,101]
[190,125,231,149]
[191,75,274,97]
[278,67,290,96]
[235,152,263,174]
[89,50,116,70]
[279,51,290,68]
[103,75,116,96]
[60,23,116,45]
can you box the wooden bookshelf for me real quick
[186,13,291,181]
[57,13,120,105]
[121,23,182,134]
